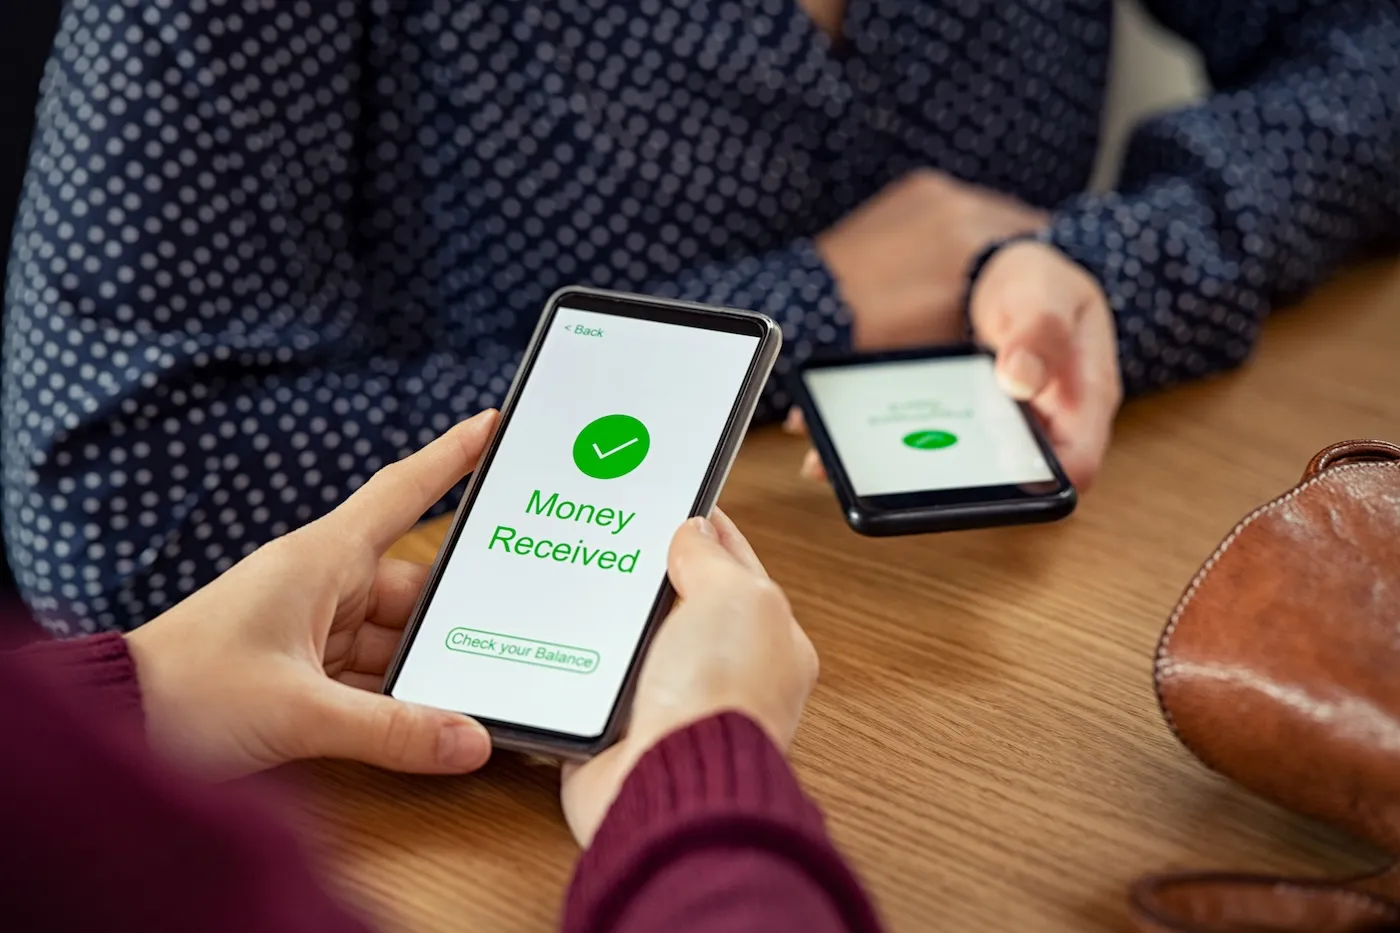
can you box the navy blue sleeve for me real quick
[1045,0,1400,395]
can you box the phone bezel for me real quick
[382,286,781,759]
[790,344,1076,536]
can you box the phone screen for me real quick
[802,354,1054,497]
[388,304,763,740]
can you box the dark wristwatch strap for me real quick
[959,228,1052,341]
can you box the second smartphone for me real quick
[383,287,781,759]
[790,344,1076,536]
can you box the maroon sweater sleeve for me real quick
[3,633,377,933]
[563,713,884,933]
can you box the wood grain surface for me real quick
[294,260,1400,932]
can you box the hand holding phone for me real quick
[790,345,1076,536]
[560,510,817,846]
[123,413,503,781]
[384,288,782,758]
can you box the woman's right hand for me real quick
[560,510,819,846]
[806,170,1120,491]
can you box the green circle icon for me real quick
[902,429,958,451]
[573,414,651,479]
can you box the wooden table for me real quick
[299,260,1400,932]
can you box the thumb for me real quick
[667,516,746,600]
[308,683,492,774]
[971,242,1081,402]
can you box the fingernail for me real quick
[783,408,803,434]
[800,450,823,480]
[998,350,1047,399]
[438,719,491,770]
[692,516,717,538]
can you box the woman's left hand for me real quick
[125,411,499,781]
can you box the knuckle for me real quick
[368,459,406,493]
[1044,308,1077,345]
[907,167,947,194]
[743,576,792,617]
[798,630,820,683]
[376,702,421,763]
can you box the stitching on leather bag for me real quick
[1281,882,1400,915]
[1283,884,1400,916]
[1153,461,1389,766]
[1133,872,1400,929]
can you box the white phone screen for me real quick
[390,307,761,739]
[803,355,1054,497]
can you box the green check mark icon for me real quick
[573,414,651,479]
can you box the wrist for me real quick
[566,704,801,848]
[123,624,169,732]
[565,712,837,929]
[123,612,204,767]
[595,711,819,845]
[630,697,795,760]
[960,229,1053,340]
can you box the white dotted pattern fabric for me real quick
[5,0,1399,633]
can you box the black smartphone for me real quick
[383,287,781,759]
[790,344,1075,536]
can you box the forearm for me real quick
[1,637,376,933]
[563,713,882,933]
[1048,0,1400,395]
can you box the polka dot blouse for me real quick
[6,0,1400,634]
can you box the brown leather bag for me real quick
[1133,439,1400,933]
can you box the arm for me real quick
[561,515,881,933]
[564,713,882,933]
[1,634,376,933]
[1047,0,1400,394]
[5,420,521,926]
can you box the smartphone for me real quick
[383,287,781,759]
[790,344,1075,536]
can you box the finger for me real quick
[971,244,1080,403]
[709,508,768,577]
[366,558,431,629]
[336,671,384,691]
[329,410,498,553]
[345,622,406,676]
[667,516,751,598]
[309,682,491,774]
[783,407,808,436]
[1035,308,1120,491]
[799,448,827,482]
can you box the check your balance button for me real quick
[445,627,599,674]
